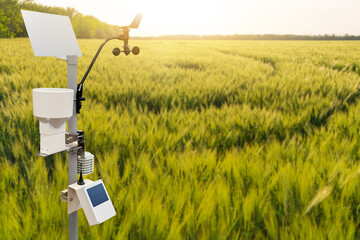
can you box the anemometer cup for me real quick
[33,88,74,155]
[112,46,140,56]
[132,46,140,55]
[112,47,121,56]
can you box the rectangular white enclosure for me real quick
[68,179,116,226]
[21,10,82,60]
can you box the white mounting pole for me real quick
[67,55,78,240]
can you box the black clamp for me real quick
[76,84,86,114]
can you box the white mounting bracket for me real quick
[37,132,83,157]
[67,179,93,214]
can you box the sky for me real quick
[35,0,360,36]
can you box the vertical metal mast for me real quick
[67,55,78,240]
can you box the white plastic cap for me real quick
[33,88,74,119]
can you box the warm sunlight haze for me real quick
[3,0,360,238]
[34,0,360,36]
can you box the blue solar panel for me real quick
[87,183,109,207]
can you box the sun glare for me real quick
[132,0,219,35]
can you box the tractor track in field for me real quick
[306,60,360,127]
[318,61,360,77]
[72,51,360,155]
[217,49,277,76]
[218,48,360,134]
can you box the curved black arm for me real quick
[75,14,142,114]
[76,32,129,114]
[79,37,118,86]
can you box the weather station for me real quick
[21,9,143,240]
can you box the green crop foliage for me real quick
[1,39,360,239]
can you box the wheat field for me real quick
[1,39,360,239]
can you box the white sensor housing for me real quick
[68,179,116,226]
[33,88,74,155]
